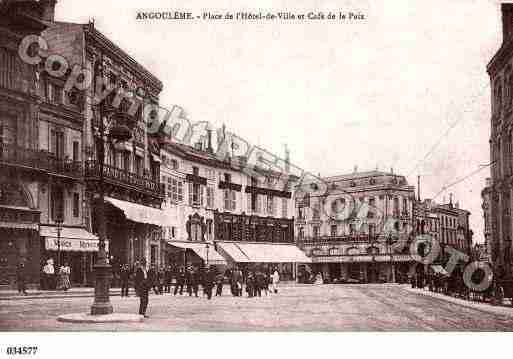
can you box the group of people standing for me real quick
[228,268,280,297]
[127,259,282,318]
[40,259,71,291]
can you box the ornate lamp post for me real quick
[90,53,138,316]
[56,218,63,269]
[205,243,210,267]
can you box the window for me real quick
[167,177,184,203]
[393,197,399,216]
[135,155,143,176]
[170,159,179,170]
[298,227,304,240]
[51,84,63,103]
[189,182,203,207]
[403,198,408,214]
[0,115,16,147]
[50,128,65,159]
[249,193,260,213]
[51,186,64,221]
[313,225,320,238]
[282,198,288,218]
[122,152,130,172]
[72,141,79,162]
[331,225,337,237]
[224,189,236,211]
[192,166,199,176]
[206,186,214,208]
[73,192,80,218]
[266,195,275,215]
[224,173,231,183]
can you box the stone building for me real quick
[34,2,166,276]
[0,0,97,288]
[160,135,307,280]
[295,169,418,283]
[486,3,513,277]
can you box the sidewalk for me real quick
[0,281,304,300]
[405,286,513,318]
[0,287,134,300]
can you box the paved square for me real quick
[1,284,513,331]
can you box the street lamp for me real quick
[56,218,63,269]
[90,53,138,316]
[205,243,210,267]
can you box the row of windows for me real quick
[162,175,289,216]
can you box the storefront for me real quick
[39,225,105,286]
[216,241,311,280]
[166,240,227,269]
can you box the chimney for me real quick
[39,0,57,22]
[206,128,213,153]
[502,3,513,43]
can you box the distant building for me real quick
[295,169,418,283]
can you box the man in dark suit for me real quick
[120,264,130,297]
[134,259,150,318]
[174,266,185,295]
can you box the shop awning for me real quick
[217,242,311,263]
[40,226,107,252]
[105,197,170,226]
[431,265,449,276]
[167,241,226,264]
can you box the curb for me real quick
[404,287,513,318]
[57,312,143,323]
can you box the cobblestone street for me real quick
[1,284,513,331]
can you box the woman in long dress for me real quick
[60,262,71,291]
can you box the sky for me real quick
[55,0,503,243]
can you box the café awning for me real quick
[40,225,107,252]
[105,197,170,226]
[167,241,226,264]
[217,242,311,263]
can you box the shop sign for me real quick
[45,238,109,252]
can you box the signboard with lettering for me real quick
[45,238,108,252]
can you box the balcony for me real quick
[84,160,165,199]
[300,235,375,244]
[0,143,82,179]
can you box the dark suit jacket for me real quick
[135,267,149,294]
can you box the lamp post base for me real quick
[90,261,113,315]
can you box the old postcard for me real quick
[0,0,511,353]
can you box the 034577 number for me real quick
[6,347,38,355]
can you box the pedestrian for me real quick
[42,259,54,290]
[246,272,255,297]
[157,266,165,295]
[215,272,224,296]
[120,264,130,297]
[272,269,280,294]
[186,266,193,296]
[148,265,159,295]
[59,262,71,291]
[255,270,265,297]
[164,265,172,293]
[16,262,27,295]
[203,266,216,300]
[174,266,185,295]
[191,266,200,297]
[135,258,150,318]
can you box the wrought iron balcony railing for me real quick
[84,160,165,198]
[0,143,82,178]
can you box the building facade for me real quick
[160,137,304,279]
[0,0,99,288]
[486,3,513,277]
[296,170,417,283]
